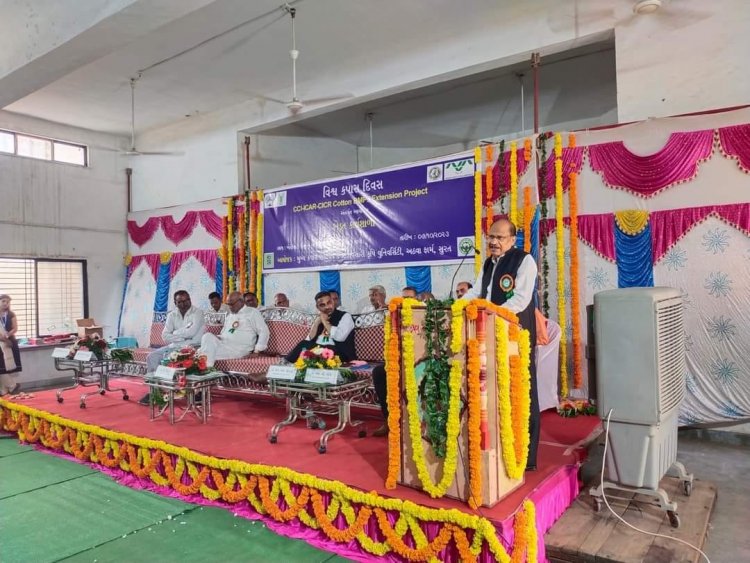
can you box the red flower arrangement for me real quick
[161,346,212,375]
[68,334,107,360]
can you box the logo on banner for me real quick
[457,236,475,257]
[444,158,475,180]
[264,191,287,209]
[426,164,443,183]
[263,253,275,268]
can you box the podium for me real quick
[393,303,525,508]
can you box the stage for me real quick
[0,379,600,562]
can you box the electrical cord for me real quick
[599,409,710,563]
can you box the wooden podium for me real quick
[396,304,524,508]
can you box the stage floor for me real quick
[3,378,600,524]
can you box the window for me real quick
[0,128,87,166]
[0,258,88,339]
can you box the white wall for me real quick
[0,110,128,343]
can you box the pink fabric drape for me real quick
[127,217,160,247]
[169,249,217,278]
[588,130,714,197]
[161,211,199,245]
[651,203,750,262]
[128,253,160,280]
[491,146,532,200]
[542,214,616,262]
[718,124,750,174]
[198,210,224,241]
[540,146,585,198]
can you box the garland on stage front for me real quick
[0,400,539,563]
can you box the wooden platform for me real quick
[545,477,716,563]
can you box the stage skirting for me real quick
[1,396,586,562]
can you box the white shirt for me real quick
[464,254,537,314]
[211,303,230,313]
[313,311,355,345]
[163,306,206,346]
[221,305,270,353]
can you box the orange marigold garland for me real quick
[238,208,246,291]
[466,338,483,509]
[568,142,583,389]
[554,133,569,398]
[523,186,533,254]
[474,147,483,278]
[249,191,258,293]
[509,141,519,226]
[385,298,403,490]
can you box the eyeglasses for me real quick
[487,234,513,242]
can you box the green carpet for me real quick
[0,448,96,499]
[0,445,349,562]
[60,505,345,562]
[0,435,33,457]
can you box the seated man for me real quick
[402,286,418,299]
[360,285,386,313]
[208,291,229,313]
[455,281,473,299]
[273,292,290,308]
[199,291,269,367]
[285,291,356,363]
[329,290,343,311]
[147,290,205,372]
[243,292,259,308]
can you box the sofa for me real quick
[128,308,385,410]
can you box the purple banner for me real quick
[263,154,476,271]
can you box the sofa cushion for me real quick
[205,324,222,335]
[215,355,279,375]
[131,348,153,364]
[150,323,166,347]
[354,325,385,362]
[265,320,309,356]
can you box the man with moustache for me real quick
[464,216,540,471]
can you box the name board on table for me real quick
[153,365,179,381]
[263,153,476,271]
[304,368,339,385]
[52,348,70,359]
[73,350,93,361]
[266,365,298,381]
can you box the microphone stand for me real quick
[448,246,480,300]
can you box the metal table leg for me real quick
[269,394,300,443]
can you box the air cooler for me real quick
[589,287,693,528]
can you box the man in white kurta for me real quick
[199,291,270,367]
[146,291,206,372]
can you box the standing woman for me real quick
[0,294,22,396]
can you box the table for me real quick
[268,377,370,453]
[144,371,223,424]
[54,357,130,408]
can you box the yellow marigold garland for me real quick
[256,205,263,304]
[554,133,568,398]
[0,400,538,563]
[227,197,235,292]
[249,191,257,292]
[450,299,470,354]
[568,159,583,389]
[494,319,530,479]
[238,209,246,292]
[509,141,518,226]
[474,146,483,278]
[385,297,403,489]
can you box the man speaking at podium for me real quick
[465,216,540,472]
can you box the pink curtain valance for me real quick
[127,217,160,247]
[541,213,616,263]
[127,210,225,247]
[489,146,532,200]
[651,203,750,262]
[588,130,715,197]
[128,254,160,280]
[718,124,750,174]
[169,249,218,279]
[540,146,585,198]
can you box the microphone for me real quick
[448,244,481,300]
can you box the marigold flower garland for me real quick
[494,319,530,480]
[554,133,569,398]
[474,147,483,278]
[385,297,403,490]
[238,208,246,291]
[249,190,256,293]
[256,195,263,303]
[226,197,235,292]
[509,141,519,226]
[523,186,533,254]
[466,337,483,509]
[485,144,494,234]
[568,135,582,389]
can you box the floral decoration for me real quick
[557,399,597,417]
[162,346,212,376]
[485,144,495,234]
[554,133,569,398]
[68,334,107,360]
[474,147,483,277]
[568,133,582,389]
[294,346,354,383]
[510,141,519,226]
[523,186,533,253]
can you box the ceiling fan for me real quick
[122,76,183,156]
[259,5,352,115]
